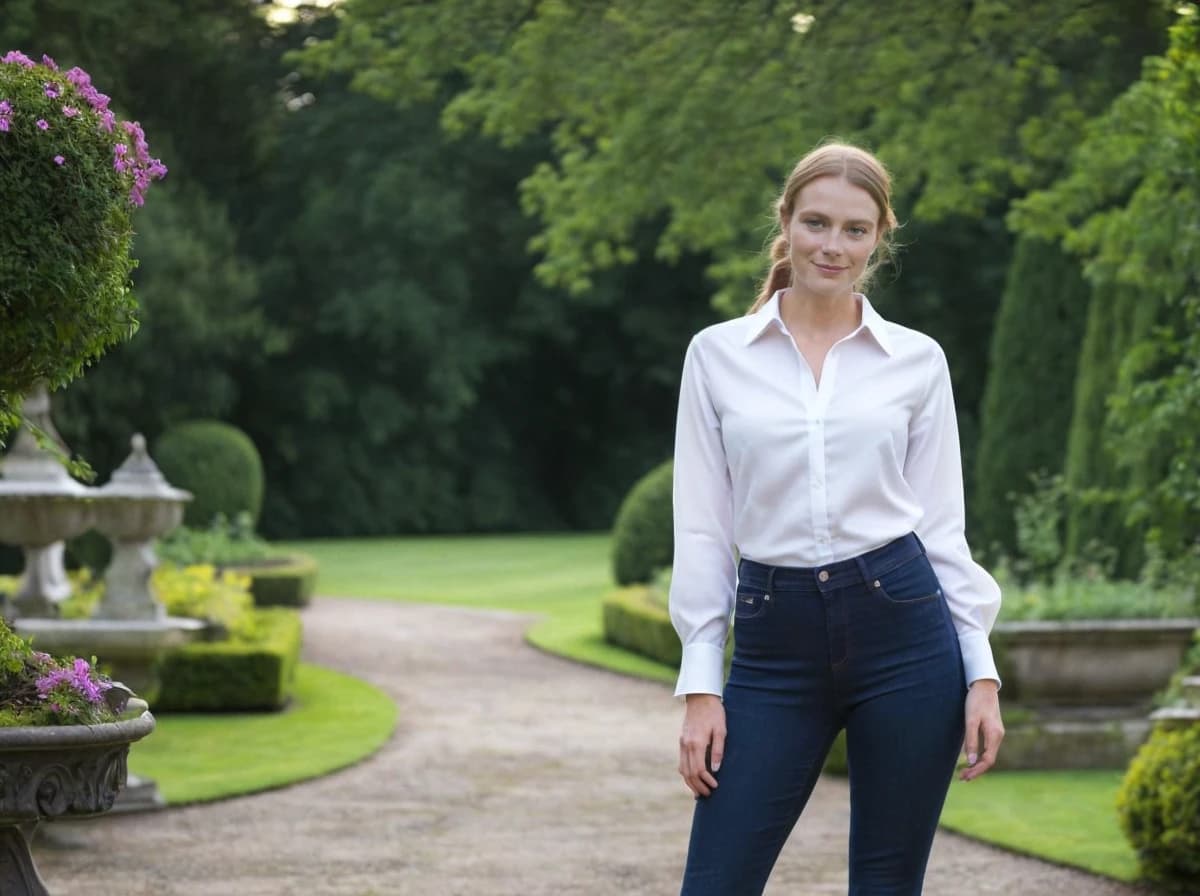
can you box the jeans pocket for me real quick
[871,555,942,605]
[733,587,772,621]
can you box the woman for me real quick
[669,141,1004,895]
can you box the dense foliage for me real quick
[1012,6,1200,581]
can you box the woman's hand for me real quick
[960,679,1004,782]
[679,693,726,797]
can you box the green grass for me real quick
[130,662,397,805]
[284,532,677,684]
[285,532,1143,883]
[941,770,1138,881]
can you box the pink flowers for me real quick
[35,657,111,708]
[1,50,167,205]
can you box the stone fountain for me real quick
[0,387,95,618]
[1,390,205,810]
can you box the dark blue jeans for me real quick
[680,533,966,896]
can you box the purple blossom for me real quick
[64,66,91,89]
[62,105,78,118]
[53,154,64,166]
[2,51,35,68]
[35,118,48,131]
[0,101,11,115]
[98,110,115,133]
[113,143,128,157]
[42,54,58,71]
[35,658,110,706]
[44,82,60,99]
[0,119,9,133]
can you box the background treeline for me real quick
[3,1,1195,582]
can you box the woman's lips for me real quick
[814,263,846,273]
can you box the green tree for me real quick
[54,179,271,480]
[303,0,1166,307]
[241,16,719,535]
[972,236,1092,560]
[1012,5,1200,577]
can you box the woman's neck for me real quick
[779,287,861,342]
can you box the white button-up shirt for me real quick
[668,290,1001,697]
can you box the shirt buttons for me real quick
[818,570,830,583]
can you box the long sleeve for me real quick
[904,345,1002,686]
[668,337,737,697]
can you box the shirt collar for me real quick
[744,289,894,356]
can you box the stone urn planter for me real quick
[992,618,1200,707]
[0,710,155,896]
[991,618,1200,770]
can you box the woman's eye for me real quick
[803,218,824,229]
[848,226,867,236]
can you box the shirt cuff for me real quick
[959,629,1001,689]
[674,642,726,698]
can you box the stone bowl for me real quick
[0,710,156,825]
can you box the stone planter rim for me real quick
[0,710,154,750]
[995,618,1200,634]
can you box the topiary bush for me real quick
[154,420,264,529]
[1117,723,1200,890]
[611,460,673,586]
[0,52,166,436]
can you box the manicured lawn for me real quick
[130,662,397,805]
[286,532,1142,883]
[941,770,1137,882]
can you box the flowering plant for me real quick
[0,616,120,726]
[0,51,166,436]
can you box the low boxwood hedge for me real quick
[603,586,683,667]
[154,607,302,712]
[224,553,319,608]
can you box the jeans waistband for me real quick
[738,532,925,593]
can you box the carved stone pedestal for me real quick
[0,712,155,895]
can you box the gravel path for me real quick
[33,598,1149,895]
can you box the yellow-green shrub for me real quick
[1117,724,1200,889]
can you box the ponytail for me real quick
[747,235,791,315]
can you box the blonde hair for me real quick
[748,141,899,314]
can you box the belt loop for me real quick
[853,554,872,586]
[766,565,777,597]
[912,531,927,554]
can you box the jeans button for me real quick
[818,570,830,583]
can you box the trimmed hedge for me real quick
[226,553,319,608]
[611,460,673,585]
[155,420,265,529]
[1117,723,1200,890]
[154,607,302,712]
[603,585,683,667]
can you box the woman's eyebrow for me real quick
[796,208,875,226]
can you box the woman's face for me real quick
[783,175,881,300]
